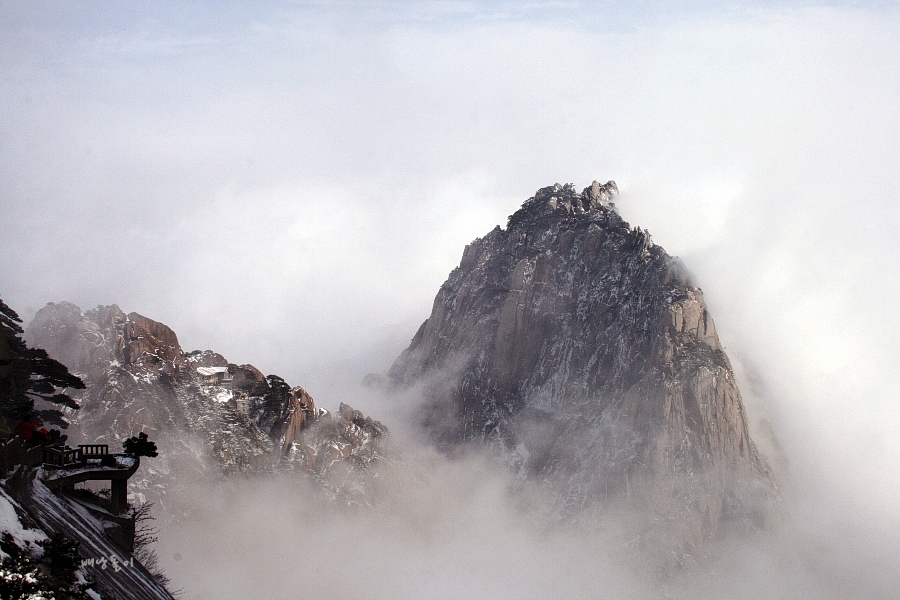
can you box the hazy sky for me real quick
[3,3,900,588]
[4,2,900,597]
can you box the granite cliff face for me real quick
[24,303,388,509]
[24,303,272,502]
[390,181,777,558]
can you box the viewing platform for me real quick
[41,446,140,514]
[1,437,140,514]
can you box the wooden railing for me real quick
[42,446,82,467]
[78,444,109,456]
[0,436,44,475]
[0,437,124,473]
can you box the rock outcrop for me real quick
[24,303,388,510]
[282,399,389,475]
[389,181,777,561]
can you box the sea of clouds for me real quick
[3,2,899,597]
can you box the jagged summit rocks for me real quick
[390,180,777,562]
[533,180,618,216]
[24,302,389,509]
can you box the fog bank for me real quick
[3,2,900,597]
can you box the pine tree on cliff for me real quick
[0,295,84,433]
[123,432,159,458]
[263,375,292,418]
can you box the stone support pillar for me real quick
[110,478,127,514]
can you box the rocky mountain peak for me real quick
[506,179,619,229]
[24,301,390,510]
[123,311,182,366]
[390,179,777,562]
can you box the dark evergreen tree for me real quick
[0,551,45,600]
[0,296,84,432]
[249,374,293,439]
[39,531,81,589]
[1,531,93,599]
[263,374,292,417]
[123,431,159,457]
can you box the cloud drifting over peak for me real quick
[2,2,900,596]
